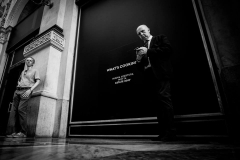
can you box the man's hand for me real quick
[136,49,144,62]
[136,54,142,62]
[136,47,148,62]
[136,47,148,54]
[22,89,32,98]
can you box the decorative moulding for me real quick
[0,0,13,27]
[0,26,12,44]
[23,30,65,57]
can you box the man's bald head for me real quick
[136,24,151,42]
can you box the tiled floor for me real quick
[0,137,239,160]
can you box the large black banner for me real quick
[71,0,221,123]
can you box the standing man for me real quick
[6,57,40,138]
[135,24,175,141]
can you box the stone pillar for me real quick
[39,0,67,34]
[23,0,78,137]
[23,25,65,137]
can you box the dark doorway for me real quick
[0,62,24,136]
[0,1,43,136]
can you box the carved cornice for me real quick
[0,26,12,44]
[23,30,65,57]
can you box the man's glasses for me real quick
[26,59,33,62]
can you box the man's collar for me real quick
[148,35,153,41]
[25,66,33,71]
[145,35,153,43]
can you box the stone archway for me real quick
[4,0,29,28]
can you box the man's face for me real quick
[136,25,151,41]
[25,58,34,67]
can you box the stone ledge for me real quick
[31,90,70,102]
[32,90,58,100]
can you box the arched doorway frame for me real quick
[4,0,29,28]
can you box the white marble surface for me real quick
[0,143,128,160]
[0,138,239,160]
